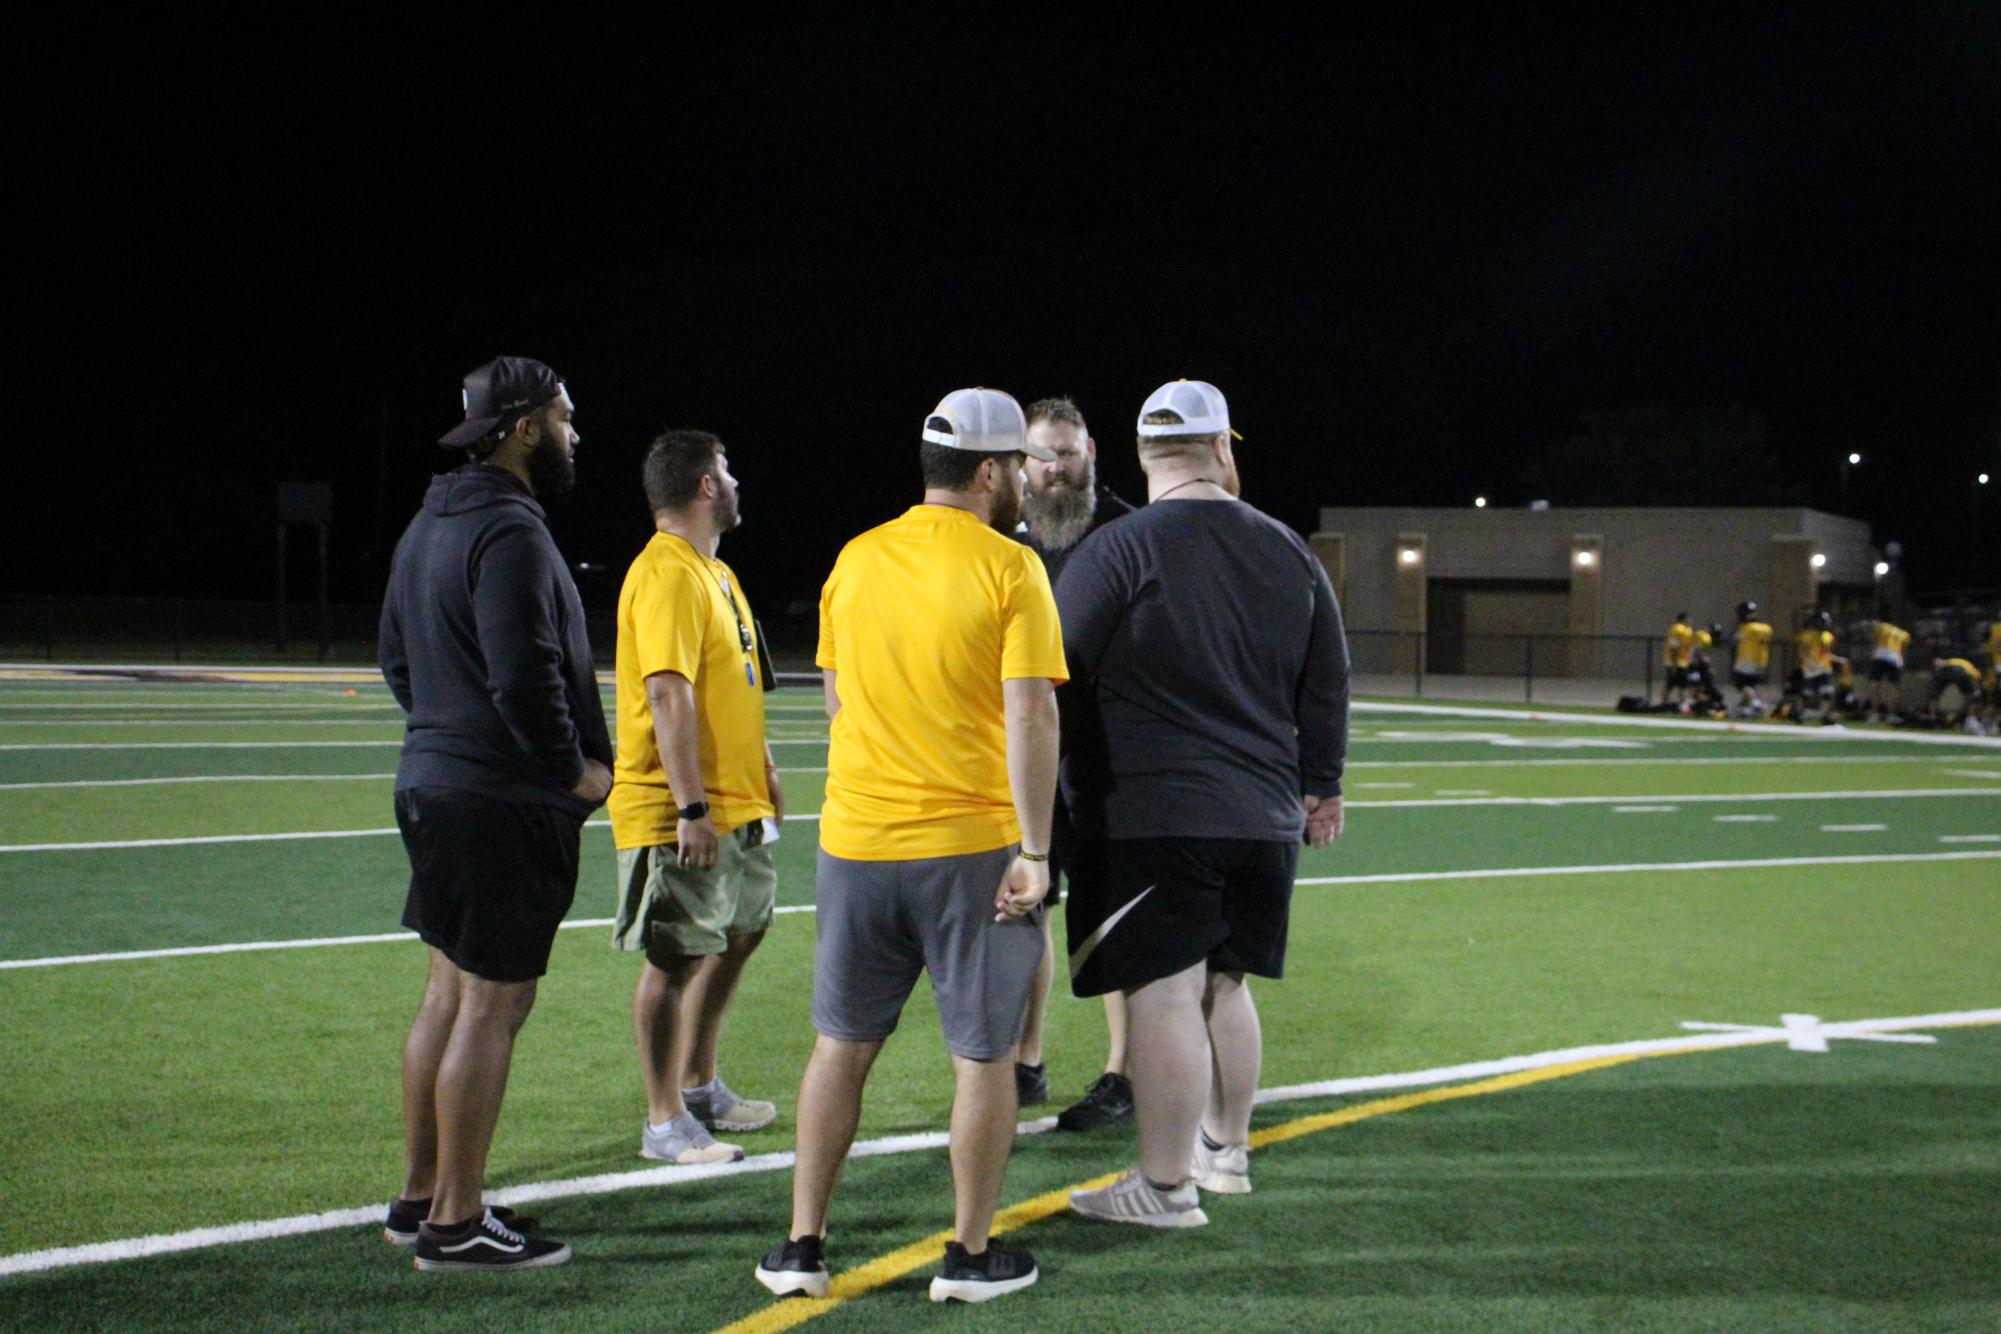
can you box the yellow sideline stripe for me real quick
[710,1048,1660,1334]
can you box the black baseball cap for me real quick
[439,356,567,449]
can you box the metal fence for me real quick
[3,597,1990,706]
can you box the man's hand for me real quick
[1303,793,1344,847]
[676,815,720,870]
[571,759,613,804]
[766,763,785,825]
[994,855,1050,922]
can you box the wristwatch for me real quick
[677,801,710,821]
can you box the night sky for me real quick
[12,9,2000,626]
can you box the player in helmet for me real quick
[1660,610,1697,706]
[1867,617,1911,723]
[1789,610,1837,722]
[1730,601,1774,716]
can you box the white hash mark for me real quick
[1679,1013,1940,1053]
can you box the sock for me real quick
[396,1196,431,1211]
[683,1077,721,1100]
[1146,1176,1182,1194]
[429,1213,480,1235]
[1018,1061,1044,1073]
[1198,1128,1224,1152]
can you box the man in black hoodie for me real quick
[378,356,613,1272]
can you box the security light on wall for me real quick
[1874,561,1891,577]
[1847,453,1862,465]
[1473,496,1487,508]
[1574,550,1596,568]
[1810,552,1827,569]
[1399,547,1421,565]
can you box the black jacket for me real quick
[379,464,612,815]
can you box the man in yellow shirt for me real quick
[756,388,1065,1305]
[1788,611,1837,721]
[1661,612,1697,705]
[1984,620,2001,697]
[1731,601,1774,716]
[1932,657,1984,728]
[1867,619,1911,722]
[609,431,780,1167]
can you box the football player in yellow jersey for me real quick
[1931,657,1983,728]
[1983,621,2001,696]
[1660,612,1697,705]
[1786,611,1837,721]
[1867,619,1911,721]
[1730,601,1775,716]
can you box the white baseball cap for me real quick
[922,388,1054,461]
[1137,379,1242,440]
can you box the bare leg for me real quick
[1017,916,1054,1067]
[1124,960,1210,1184]
[633,955,704,1124]
[1201,970,1260,1145]
[1102,990,1129,1075]
[430,968,538,1225]
[948,1054,1019,1250]
[398,948,460,1201]
[680,929,765,1088]
[789,1035,881,1239]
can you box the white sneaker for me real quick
[1069,1168,1208,1228]
[685,1077,778,1133]
[1192,1132,1252,1194]
[640,1112,743,1165]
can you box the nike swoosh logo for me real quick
[1067,884,1155,979]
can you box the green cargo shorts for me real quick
[613,822,778,964]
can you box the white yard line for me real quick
[1291,849,2001,887]
[1614,805,1679,813]
[0,741,402,751]
[1713,814,1779,823]
[3,1004,1993,1277]
[10,850,1998,972]
[1353,701,2001,748]
[1940,834,2001,844]
[0,774,395,792]
[1821,824,1889,833]
[5,789,1988,853]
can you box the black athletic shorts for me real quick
[395,786,582,983]
[1731,669,1765,691]
[1063,836,1297,998]
[1665,665,1689,690]
[1045,797,1078,907]
[1868,658,1902,684]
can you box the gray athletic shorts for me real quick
[811,844,1045,1061]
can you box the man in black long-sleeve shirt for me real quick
[1062,380,1349,1230]
[377,357,613,1272]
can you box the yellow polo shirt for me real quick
[607,531,773,848]
[1873,623,1910,659]
[816,504,1068,860]
[1664,622,1696,667]
[1794,628,1835,675]
[1735,621,1773,670]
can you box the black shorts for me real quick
[1063,836,1297,998]
[1731,669,1765,690]
[395,787,582,983]
[1045,797,1078,907]
[1665,666,1689,689]
[1868,658,1903,684]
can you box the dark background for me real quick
[10,8,1999,623]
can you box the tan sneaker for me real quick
[641,1112,744,1165]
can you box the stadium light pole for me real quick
[1840,451,1861,507]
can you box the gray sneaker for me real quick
[1069,1167,1209,1228]
[684,1077,778,1133]
[1192,1130,1252,1194]
[641,1111,744,1165]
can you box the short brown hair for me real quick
[1136,409,1215,460]
[643,430,724,511]
[1025,396,1087,432]
[920,442,1020,490]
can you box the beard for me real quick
[526,441,576,500]
[1022,483,1094,549]
[717,488,742,531]
[1022,457,1098,550]
[988,474,1024,535]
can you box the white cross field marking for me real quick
[1679,1013,1941,1053]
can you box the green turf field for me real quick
[2,674,1998,1331]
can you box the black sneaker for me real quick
[384,1198,535,1246]
[755,1234,831,1298]
[412,1209,571,1272]
[929,1240,1039,1303]
[1056,1071,1134,1131]
[1014,1061,1050,1106]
